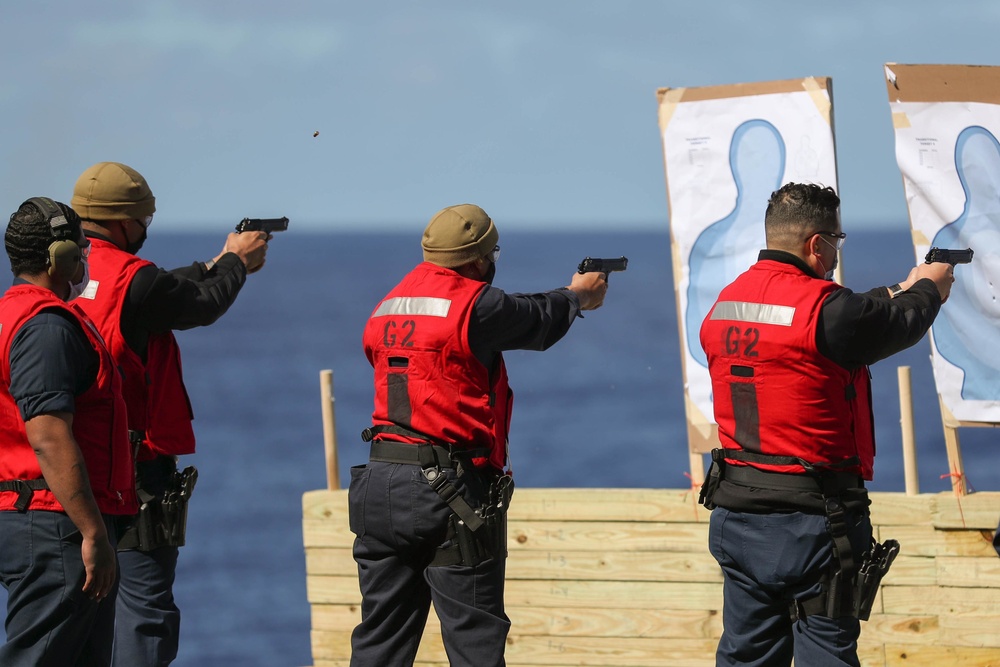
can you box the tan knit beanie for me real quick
[421,204,499,268]
[71,162,156,221]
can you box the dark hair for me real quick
[5,199,81,276]
[764,183,840,246]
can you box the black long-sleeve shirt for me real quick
[759,250,942,371]
[468,285,581,369]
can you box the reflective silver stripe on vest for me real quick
[372,296,451,318]
[710,301,795,326]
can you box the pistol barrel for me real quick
[236,216,289,233]
[578,256,628,274]
[924,247,973,265]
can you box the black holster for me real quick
[430,472,514,568]
[791,535,900,622]
[366,438,514,568]
[119,464,198,552]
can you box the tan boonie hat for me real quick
[421,204,499,268]
[71,162,156,221]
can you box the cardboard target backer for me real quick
[885,63,1000,424]
[657,77,839,452]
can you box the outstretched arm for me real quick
[468,271,610,366]
[819,275,946,369]
[884,262,955,302]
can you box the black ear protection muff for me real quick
[25,197,81,282]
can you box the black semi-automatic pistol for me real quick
[236,216,289,234]
[924,247,973,265]
[578,256,628,276]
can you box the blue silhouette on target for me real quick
[929,125,1000,401]
[687,119,786,368]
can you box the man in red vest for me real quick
[351,203,609,666]
[0,197,136,666]
[70,162,268,667]
[699,183,954,667]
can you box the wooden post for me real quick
[897,366,919,495]
[320,369,340,490]
[939,395,967,496]
[688,451,705,486]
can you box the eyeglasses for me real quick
[135,215,153,230]
[809,231,847,251]
[487,245,500,263]
[78,242,91,260]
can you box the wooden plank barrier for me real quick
[303,489,1000,667]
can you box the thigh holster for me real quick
[366,437,514,568]
[429,473,514,568]
[118,463,198,552]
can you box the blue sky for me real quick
[3,2,998,231]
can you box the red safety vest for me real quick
[363,262,513,471]
[699,259,875,479]
[74,238,195,459]
[0,284,136,514]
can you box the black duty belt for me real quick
[0,479,50,512]
[369,440,492,469]
[725,464,864,494]
[369,440,457,467]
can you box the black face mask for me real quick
[484,261,496,285]
[126,225,147,254]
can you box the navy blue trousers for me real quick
[709,506,872,667]
[0,510,120,667]
[349,461,510,667]
[112,545,179,667]
[113,456,181,667]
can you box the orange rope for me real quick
[939,471,974,528]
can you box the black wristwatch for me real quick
[888,283,905,298]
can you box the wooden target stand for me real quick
[935,390,997,497]
[896,365,999,498]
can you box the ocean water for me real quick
[1,227,996,666]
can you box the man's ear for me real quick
[806,234,821,256]
[469,257,490,277]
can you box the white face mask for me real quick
[66,259,90,301]
[817,235,839,281]
[817,257,835,282]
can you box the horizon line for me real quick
[146,217,912,233]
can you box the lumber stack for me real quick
[303,488,1000,667]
